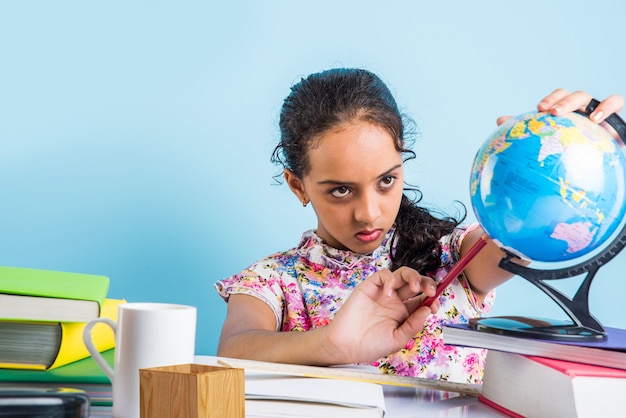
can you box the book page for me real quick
[245,374,385,410]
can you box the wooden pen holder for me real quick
[140,363,245,418]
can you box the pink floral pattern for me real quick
[215,225,494,383]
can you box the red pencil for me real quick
[418,234,489,308]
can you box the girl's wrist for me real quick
[306,324,353,366]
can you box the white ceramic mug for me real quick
[83,302,197,418]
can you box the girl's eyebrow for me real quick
[316,164,402,185]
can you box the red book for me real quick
[480,350,626,417]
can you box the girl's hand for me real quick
[496,90,624,143]
[320,267,439,364]
[496,89,624,125]
[535,89,623,123]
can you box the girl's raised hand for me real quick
[536,89,623,123]
[496,90,624,127]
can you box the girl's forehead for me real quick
[311,121,396,152]
[305,122,403,181]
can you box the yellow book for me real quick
[0,298,125,370]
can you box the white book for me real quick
[245,374,385,418]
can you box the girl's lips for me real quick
[355,229,383,243]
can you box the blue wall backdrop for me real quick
[1,1,625,355]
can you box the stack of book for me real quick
[0,266,123,409]
[442,320,626,417]
[0,266,123,371]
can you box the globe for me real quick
[470,111,626,262]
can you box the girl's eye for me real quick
[380,176,396,189]
[330,186,351,198]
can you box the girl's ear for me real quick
[284,169,309,205]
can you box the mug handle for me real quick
[83,318,116,382]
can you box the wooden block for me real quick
[140,363,244,418]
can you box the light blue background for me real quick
[1,1,625,355]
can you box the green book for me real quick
[0,266,110,322]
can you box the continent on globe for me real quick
[470,111,626,262]
[550,221,595,254]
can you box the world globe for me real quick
[470,111,626,262]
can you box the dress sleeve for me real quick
[214,263,286,331]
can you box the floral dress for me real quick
[214,225,494,384]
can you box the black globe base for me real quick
[469,315,606,342]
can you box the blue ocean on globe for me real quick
[470,111,626,262]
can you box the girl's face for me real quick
[287,121,404,254]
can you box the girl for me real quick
[215,68,623,383]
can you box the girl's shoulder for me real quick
[441,223,481,255]
[238,247,302,278]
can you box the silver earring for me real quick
[302,200,308,207]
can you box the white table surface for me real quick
[90,355,507,417]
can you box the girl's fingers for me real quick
[403,292,439,313]
[589,94,624,123]
[384,268,436,301]
[500,91,623,131]
[496,115,511,126]
[537,88,572,112]
[538,90,624,122]
[541,90,592,116]
[394,305,434,341]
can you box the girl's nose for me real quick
[354,192,381,224]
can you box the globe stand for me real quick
[471,203,626,342]
[471,99,626,342]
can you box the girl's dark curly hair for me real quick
[271,68,465,274]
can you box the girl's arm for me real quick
[459,227,520,300]
[217,267,440,366]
